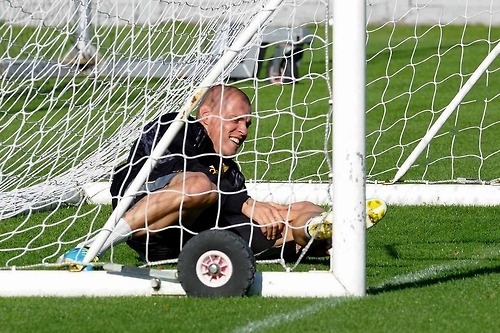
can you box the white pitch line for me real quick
[234,256,495,333]
[233,297,353,333]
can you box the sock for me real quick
[304,213,325,239]
[304,210,334,240]
[76,218,132,256]
[98,218,133,255]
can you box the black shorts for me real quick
[126,173,278,261]
[127,209,277,262]
[129,173,178,208]
[222,213,278,256]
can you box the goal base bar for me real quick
[246,182,500,206]
[82,181,500,206]
[0,270,351,297]
[368,182,500,206]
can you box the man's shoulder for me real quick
[142,112,176,132]
[223,158,243,172]
[144,112,200,133]
[156,112,181,126]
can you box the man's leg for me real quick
[278,201,325,247]
[279,199,388,247]
[79,171,217,256]
[126,229,183,262]
[125,171,217,236]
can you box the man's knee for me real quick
[171,172,217,207]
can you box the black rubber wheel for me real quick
[177,229,256,297]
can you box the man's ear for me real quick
[197,105,211,125]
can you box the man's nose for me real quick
[239,123,248,137]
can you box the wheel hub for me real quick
[196,250,233,287]
[207,263,220,275]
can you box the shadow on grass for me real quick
[367,264,500,295]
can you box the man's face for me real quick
[201,95,252,157]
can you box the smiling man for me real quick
[198,85,251,157]
[65,85,386,265]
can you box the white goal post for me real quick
[0,0,500,297]
[0,0,365,297]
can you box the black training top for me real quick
[110,112,250,214]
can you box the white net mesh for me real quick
[0,0,332,269]
[0,0,291,219]
[366,0,500,184]
[1,0,500,271]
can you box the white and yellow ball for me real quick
[366,198,387,229]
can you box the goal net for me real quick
[0,0,499,296]
[365,0,500,205]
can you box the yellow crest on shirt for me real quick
[208,163,229,175]
[208,165,217,174]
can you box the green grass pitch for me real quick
[0,22,500,332]
[1,205,500,332]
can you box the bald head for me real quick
[197,85,251,118]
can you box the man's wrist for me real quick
[241,196,254,216]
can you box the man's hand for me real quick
[241,198,287,240]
